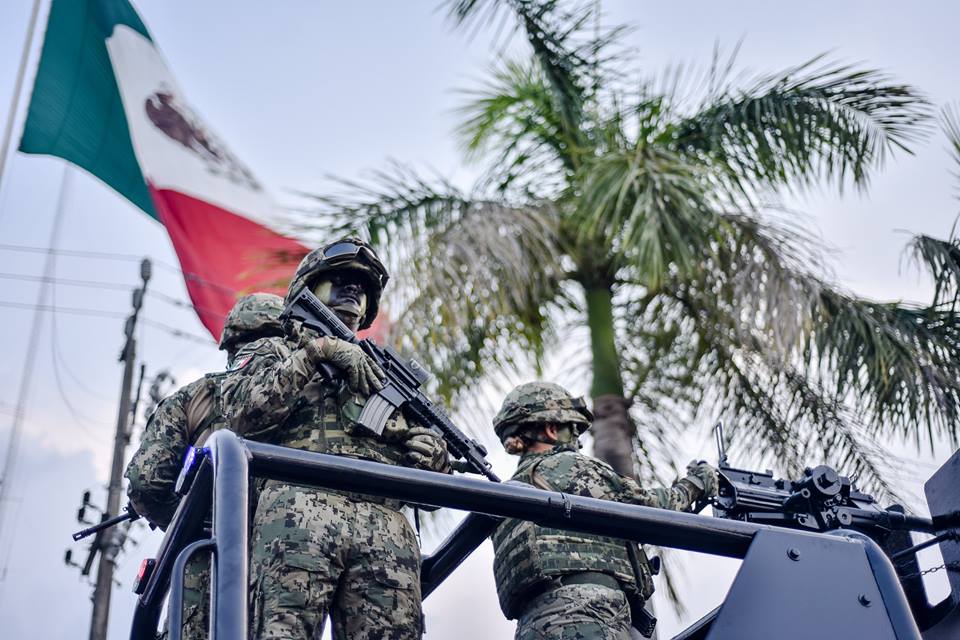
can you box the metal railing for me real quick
[129,430,923,640]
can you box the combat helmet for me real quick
[285,237,389,330]
[492,382,594,441]
[219,293,285,352]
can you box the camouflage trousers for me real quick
[181,552,211,640]
[515,584,632,640]
[157,552,209,640]
[249,481,422,640]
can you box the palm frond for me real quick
[572,139,720,291]
[943,104,960,195]
[296,166,569,401]
[809,289,960,451]
[447,1,628,153]
[617,281,900,497]
[614,209,960,497]
[906,229,960,309]
[456,59,574,193]
[391,200,569,401]
[712,212,960,453]
[671,54,932,195]
[294,164,467,244]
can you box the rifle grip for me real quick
[318,362,339,381]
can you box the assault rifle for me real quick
[281,288,500,482]
[706,422,937,543]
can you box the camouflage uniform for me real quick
[490,383,718,640]
[124,293,285,640]
[223,239,448,640]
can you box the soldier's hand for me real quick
[306,337,385,396]
[402,427,452,474]
[380,413,412,443]
[685,460,719,498]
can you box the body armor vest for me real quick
[268,375,407,508]
[491,450,654,619]
[276,378,407,466]
[270,327,408,467]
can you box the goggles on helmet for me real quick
[321,240,388,288]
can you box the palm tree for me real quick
[301,0,958,495]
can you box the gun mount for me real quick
[709,423,938,542]
[714,460,934,539]
[123,430,960,640]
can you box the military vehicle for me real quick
[107,425,959,640]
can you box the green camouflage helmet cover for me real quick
[218,293,285,351]
[284,237,389,330]
[493,382,594,441]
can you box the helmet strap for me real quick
[504,424,580,454]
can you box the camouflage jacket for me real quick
[125,374,224,528]
[221,330,415,470]
[518,446,705,508]
[492,445,705,618]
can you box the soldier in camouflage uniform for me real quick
[222,238,451,640]
[125,292,285,640]
[490,382,719,640]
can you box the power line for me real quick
[49,278,113,436]
[148,289,226,320]
[0,243,239,293]
[0,300,124,319]
[49,332,110,443]
[50,314,116,402]
[0,300,217,344]
[0,165,70,583]
[0,271,226,319]
[141,319,216,345]
[0,243,153,264]
[0,271,131,291]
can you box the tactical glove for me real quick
[305,337,385,396]
[684,460,719,498]
[402,427,452,474]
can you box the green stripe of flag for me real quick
[19,0,158,219]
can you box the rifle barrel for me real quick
[72,509,135,541]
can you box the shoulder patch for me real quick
[230,355,254,371]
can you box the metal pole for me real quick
[421,512,500,598]
[89,259,151,640]
[208,430,249,640]
[0,0,45,199]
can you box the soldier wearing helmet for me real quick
[125,292,285,640]
[490,382,719,640]
[222,238,450,640]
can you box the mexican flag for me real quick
[19,0,308,339]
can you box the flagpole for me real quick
[0,0,45,199]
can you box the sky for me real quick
[0,0,958,638]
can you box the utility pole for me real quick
[89,258,151,640]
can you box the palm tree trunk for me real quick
[584,282,636,477]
